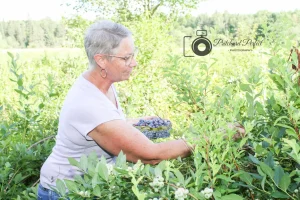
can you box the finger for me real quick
[237,127,245,135]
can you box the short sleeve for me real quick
[67,104,122,140]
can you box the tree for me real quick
[0,32,8,48]
[40,18,56,46]
[68,0,203,21]
[15,21,26,47]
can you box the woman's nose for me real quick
[130,58,138,67]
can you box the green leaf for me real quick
[261,175,266,190]
[264,152,274,168]
[275,124,296,136]
[262,140,270,148]
[215,175,234,183]
[292,51,298,66]
[38,103,44,109]
[279,174,290,191]
[245,92,254,105]
[248,154,260,165]
[239,138,247,149]
[286,129,298,139]
[88,151,98,161]
[80,155,88,172]
[271,191,289,198]
[274,165,284,186]
[97,157,108,181]
[254,88,263,99]
[157,160,166,171]
[13,173,23,183]
[282,139,300,154]
[64,179,78,192]
[7,51,14,59]
[114,167,129,175]
[184,177,192,186]
[115,151,127,168]
[87,152,97,176]
[68,158,79,168]
[276,127,286,139]
[240,84,252,93]
[212,164,221,176]
[155,165,162,178]
[92,174,99,188]
[173,169,185,185]
[221,194,243,200]
[56,179,66,196]
[74,174,85,185]
[256,101,265,115]
[17,78,23,87]
[239,171,253,185]
[259,162,274,178]
[93,185,101,197]
[213,190,222,200]
[269,74,285,90]
[14,89,27,98]
[274,116,289,126]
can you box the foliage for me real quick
[1,10,299,49]
[0,51,86,199]
[0,19,67,48]
[1,5,300,200]
[68,0,201,21]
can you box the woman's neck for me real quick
[83,69,112,95]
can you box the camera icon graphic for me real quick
[183,30,212,57]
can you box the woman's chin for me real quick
[121,72,132,80]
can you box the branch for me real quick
[27,135,56,150]
[32,178,40,188]
[151,2,163,16]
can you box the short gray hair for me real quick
[84,20,132,69]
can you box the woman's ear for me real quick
[94,54,106,68]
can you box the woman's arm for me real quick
[88,120,192,165]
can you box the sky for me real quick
[194,0,300,15]
[0,0,299,21]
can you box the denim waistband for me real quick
[39,184,50,191]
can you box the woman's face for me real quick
[107,36,137,82]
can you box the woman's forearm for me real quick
[149,139,192,163]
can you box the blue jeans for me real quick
[37,184,62,200]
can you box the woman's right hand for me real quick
[219,122,246,140]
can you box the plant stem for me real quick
[27,135,55,150]
[204,136,213,186]
[4,167,21,192]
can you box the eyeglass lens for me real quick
[125,49,138,66]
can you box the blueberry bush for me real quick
[1,12,300,200]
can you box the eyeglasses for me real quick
[102,48,138,66]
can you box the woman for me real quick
[37,20,192,199]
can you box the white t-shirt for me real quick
[40,73,126,189]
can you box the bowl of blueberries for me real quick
[133,117,172,139]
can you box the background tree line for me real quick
[0,18,67,48]
[0,9,299,49]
